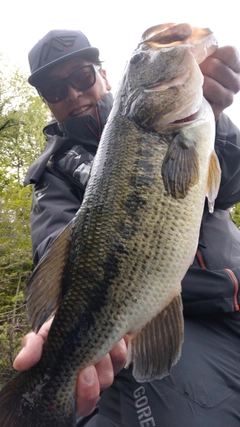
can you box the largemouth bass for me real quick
[0,23,221,426]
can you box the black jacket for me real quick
[24,96,240,317]
[24,93,113,265]
[182,113,240,317]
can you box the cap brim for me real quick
[28,46,99,87]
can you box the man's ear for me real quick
[101,69,112,92]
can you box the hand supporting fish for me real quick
[0,23,222,427]
[13,318,128,418]
[200,45,240,119]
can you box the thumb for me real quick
[13,332,44,371]
[13,317,54,371]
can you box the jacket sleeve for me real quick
[182,113,240,316]
[30,166,83,265]
[214,113,240,209]
[182,208,240,315]
[182,265,240,315]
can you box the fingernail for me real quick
[13,348,25,369]
[82,366,95,386]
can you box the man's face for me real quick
[40,56,111,123]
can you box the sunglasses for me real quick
[38,64,101,103]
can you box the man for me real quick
[14,28,240,426]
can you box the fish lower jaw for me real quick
[171,111,199,124]
[154,108,200,130]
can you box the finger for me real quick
[94,338,128,389]
[94,354,114,390]
[109,338,127,375]
[76,339,128,416]
[76,366,100,417]
[200,56,240,95]
[202,75,234,119]
[37,317,54,340]
[210,46,240,73]
[13,318,54,371]
[13,332,44,371]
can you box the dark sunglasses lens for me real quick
[41,81,67,103]
[71,66,96,91]
[40,65,97,103]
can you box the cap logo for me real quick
[38,35,79,68]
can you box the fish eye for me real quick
[130,53,144,64]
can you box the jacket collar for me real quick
[24,92,113,186]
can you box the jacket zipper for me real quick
[224,268,240,311]
[196,250,206,269]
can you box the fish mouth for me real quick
[153,108,201,130]
[140,23,218,64]
[171,111,198,124]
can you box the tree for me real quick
[0,54,50,185]
[0,181,33,383]
[231,203,240,228]
[0,54,49,385]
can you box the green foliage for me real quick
[0,182,33,386]
[0,54,49,386]
[0,53,49,184]
[230,203,240,228]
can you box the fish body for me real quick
[0,23,221,426]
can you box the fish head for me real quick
[120,23,218,131]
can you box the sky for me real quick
[1,0,239,126]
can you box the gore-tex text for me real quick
[133,386,156,426]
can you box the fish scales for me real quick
[0,22,221,426]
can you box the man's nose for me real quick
[66,83,83,100]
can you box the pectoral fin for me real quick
[126,294,184,382]
[162,133,199,199]
[206,150,221,213]
[25,221,73,332]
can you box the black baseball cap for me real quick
[28,29,99,87]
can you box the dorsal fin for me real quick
[25,221,73,332]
